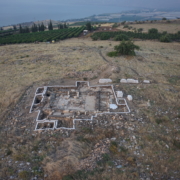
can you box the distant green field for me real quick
[91,31,180,41]
[0,26,85,44]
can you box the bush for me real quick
[148,28,158,34]
[18,171,30,180]
[160,35,171,42]
[109,141,118,154]
[107,51,118,57]
[173,139,180,149]
[138,28,143,33]
[114,40,140,55]
[114,34,129,41]
[92,36,98,40]
[123,25,129,28]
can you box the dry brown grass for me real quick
[127,23,180,33]
[0,39,180,119]
[0,36,180,179]
[100,23,114,27]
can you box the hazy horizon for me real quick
[1,0,180,27]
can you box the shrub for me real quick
[173,139,180,149]
[112,23,119,28]
[13,153,27,161]
[160,35,171,42]
[91,36,98,40]
[97,153,111,166]
[148,28,158,34]
[109,141,119,154]
[155,116,169,124]
[138,28,143,33]
[123,25,129,28]
[114,40,140,55]
[162,31,167,34]
[6,149,12,156]
[107,51,118,57]
[114,34,129,41]
[18,171,30,180]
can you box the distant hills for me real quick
[66,9,180,22]
[2,9,180,29]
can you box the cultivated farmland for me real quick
[0,26,85,44]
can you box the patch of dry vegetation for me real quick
[121,23,180,34]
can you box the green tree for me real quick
[160,34,170,42]
[24,26,30,33]
[114,40,140,55]
[148,28,158,34]
[138,28,143,33]
[86,22,92,31]
[63,23,67,28]
[19,25,23,33]
[31,24,38,32]
[48,20,53,30]
[100,33,110,40]
[121,21,126,25]
[114,34,129,41]
[40,23,45,31]
[38,24,41,31]
[13,25,17,30]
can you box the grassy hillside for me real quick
[0,22,180,180]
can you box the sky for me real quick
[0,0,180,26]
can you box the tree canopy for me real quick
[148,28,158,34]
[86,22,92,31]
[114,40,140,55]
[48,20,53,31]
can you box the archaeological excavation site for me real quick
[30,81,130,131]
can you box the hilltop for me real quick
[0,19,180,180]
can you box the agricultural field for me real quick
[91,30,180,41]
[0,22,180,180]
[127,22,180,34]
[0,26,85,44]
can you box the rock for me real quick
[120,79,127,83]
[127,95,133,101]
[127,79,139,83]
[116,165,122,168]
[116,91,123,98]
[99,79,112,83]
[143,80,150,84]
[111,137,116,141]
[111,66,120,73]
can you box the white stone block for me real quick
[127,79,139,83]
[143,80,150,84]
[116,91,123,98]
[99,79,112,83]
[110,104,118,109]
[120,79,127,83]
[127,95,133,101]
